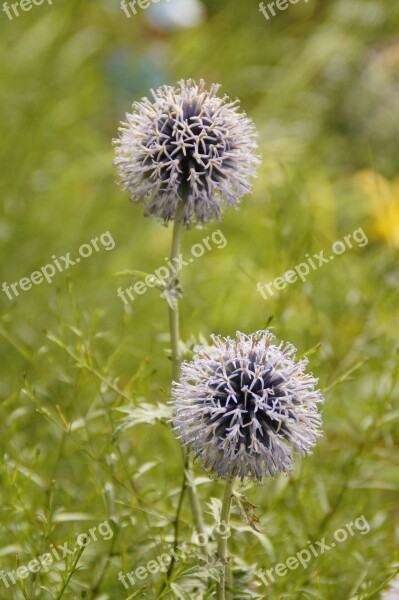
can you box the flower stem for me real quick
[169,209,184,383]
[216,477,235,600]
[168,203,205,540]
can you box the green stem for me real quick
[54,545,86,600]
[167,203,206,553]
[169,209,184,384]
[184,452,206,548]
[216,477,235,600]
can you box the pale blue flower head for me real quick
[172,331,324,482]
[114,79,260,227]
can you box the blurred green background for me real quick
[0,0,398,598]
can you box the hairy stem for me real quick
[169,208,184,384]
[167,204,206,574]
[216,477,235,600]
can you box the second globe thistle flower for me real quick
[172,330,324,482]
[114,79,260,226]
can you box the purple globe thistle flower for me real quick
[113,79,260,226]
[172,331,324,482]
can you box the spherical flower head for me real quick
[172,331,324,482]
[113,79,260,227]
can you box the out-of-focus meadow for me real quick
[0,0,398,598]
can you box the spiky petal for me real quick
[113,79,260,227]
[172,331,324,482]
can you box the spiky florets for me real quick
[113,79,260,227]
[172,331,324,482]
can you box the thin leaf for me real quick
[112,403,172,443]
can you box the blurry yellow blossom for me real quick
[356,170,399,249]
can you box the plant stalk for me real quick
[168,202,206,542]
[169,207,184,384]
[216,477,235,600]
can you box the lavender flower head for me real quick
[172,331,324,482]
[113,79,260,226]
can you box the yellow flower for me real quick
[356,170,399,249]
